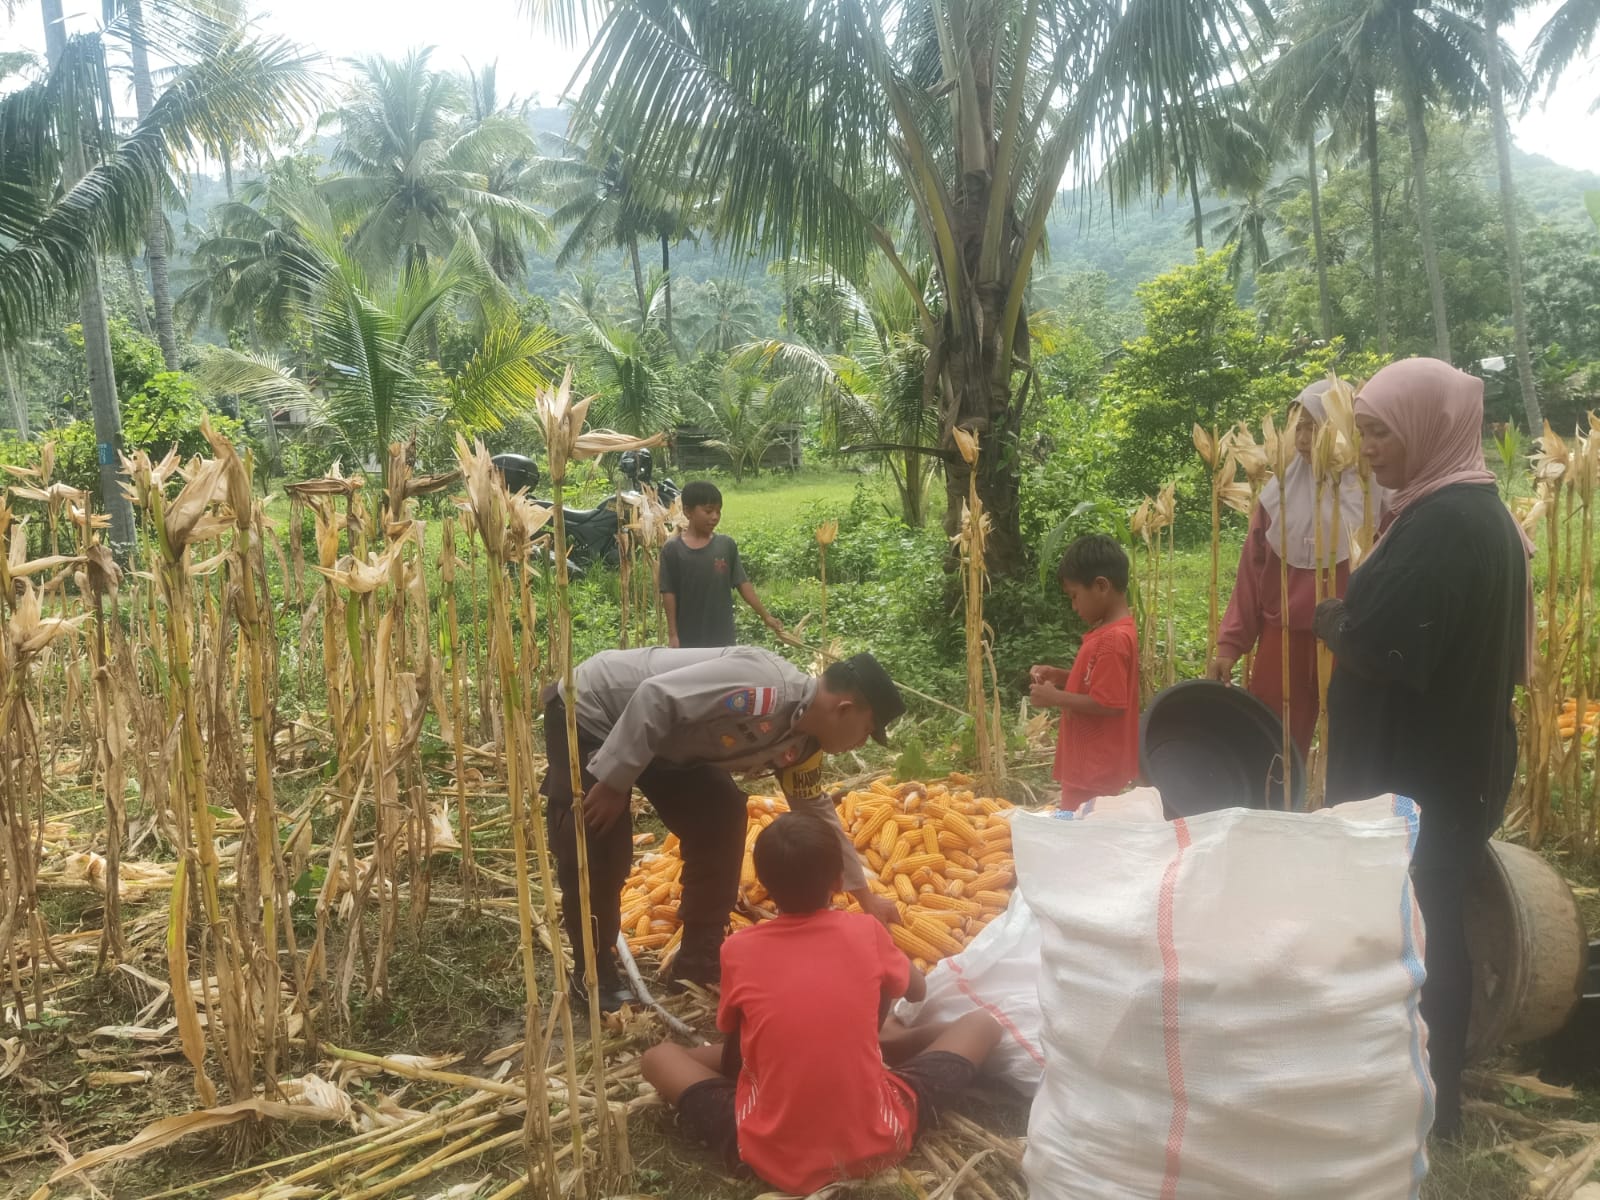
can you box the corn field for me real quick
[0,375,676,1197]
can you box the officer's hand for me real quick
[856,891,902,927]
[582,781,630,836]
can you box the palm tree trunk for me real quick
[125,0,181,371]
[1400,83,1453,361]
[628,238,647,328]
[1365,89,1391,356]
[2,346,27,438]
[222,140,236,199]
[1189,166,1205,251]
[123,256,154,336]
[660,235,676,351]
[1307,136,1334,342]
[1486,14,1543,430]
[40,0,136,551]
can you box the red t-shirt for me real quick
[717,909,917,1194]
[1053,615,1140,808]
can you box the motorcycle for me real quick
[491,449,678,575]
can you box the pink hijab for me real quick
[1354,358,1499,519]
[1354,357,1535,678]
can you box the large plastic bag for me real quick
[892,890,1046,1095]
[1015,791,1433,1200]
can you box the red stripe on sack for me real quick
[1158,818,1193,1200]
[949,959,1047,1068]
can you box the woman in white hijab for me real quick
[1205,381,1369,756]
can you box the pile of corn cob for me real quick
[620,776,1016,972]
[1559,698,1600,741]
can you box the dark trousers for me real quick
[540,696,748,977]
[1412,839,1482,1136]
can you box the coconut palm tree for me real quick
[3,10,318,545]
[1479,0,1543,429]
[1104,83,1276,252]
[1189,177,1305,281]
[684,280,766,355]
[1529,0,1600,109]
[542,133,695,341]
[535,0,1269,572]
[199,187,562,479]
[178,182,311,346]
[321,50,548,287]
[560,285,678,438]
[695,365,799,483]
[739,255,940,525]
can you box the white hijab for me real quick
[1257,381,1370,571]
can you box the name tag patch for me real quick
[722,687,777,717]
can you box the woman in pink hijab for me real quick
[1313,357,1531,1141]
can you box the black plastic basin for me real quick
[1139,679,1306,818]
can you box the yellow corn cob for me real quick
[632,932,673,950]
[894,875,918,905]
[916,909,966,929]
[947,880,966,898]
[875,820,899,858]
[977,849,1009,866]
[973,890,1010,911]
[894,852,946,875]
[891,924,944,962]
[947,849,980,870]
[942,866,979,882]
[940,810,981,846]
[911,916,964,957]
[936,831,966,853]
[853,805,894,849]
[866,849,888,873]
[917,893,981,914]
[970,868,1014,892]
[921,825,941,855]
[635,913,652,938]
[979,822,1011,843]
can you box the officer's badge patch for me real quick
[720,734,737,748]
[722,687,777,716]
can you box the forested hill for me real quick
[178,105,1600,326]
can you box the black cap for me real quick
[837,652,906,745]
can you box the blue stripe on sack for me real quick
[1054,798,1096,821]
[1392,793,1434,1195]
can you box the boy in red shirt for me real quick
[641,814,1002,1194]
[1029,533,1140,811]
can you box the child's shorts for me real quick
[674,1050,978,1169]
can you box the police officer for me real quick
[541,645,906,1011]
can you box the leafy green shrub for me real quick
[47,372,246,495]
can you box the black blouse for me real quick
[1321,483,1527,864]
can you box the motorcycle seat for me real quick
[559,505,611,523]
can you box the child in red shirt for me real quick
[641,814,1002,1195]
[1030,533,1140,811]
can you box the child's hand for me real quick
[1029,665,1051,684]
[1029,682,1061,708]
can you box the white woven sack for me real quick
[892,889,1046,1095]
[1015,793,1433,1200]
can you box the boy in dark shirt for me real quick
[641,814,1001,1194]
[661,481,783,648]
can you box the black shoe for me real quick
[569,972,637,1016]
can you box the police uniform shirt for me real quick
[562,646,867,890]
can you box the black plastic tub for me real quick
[1139,679,1306,819]
[1536,939,1600,1086]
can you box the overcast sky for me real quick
[4,0,1598,174]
